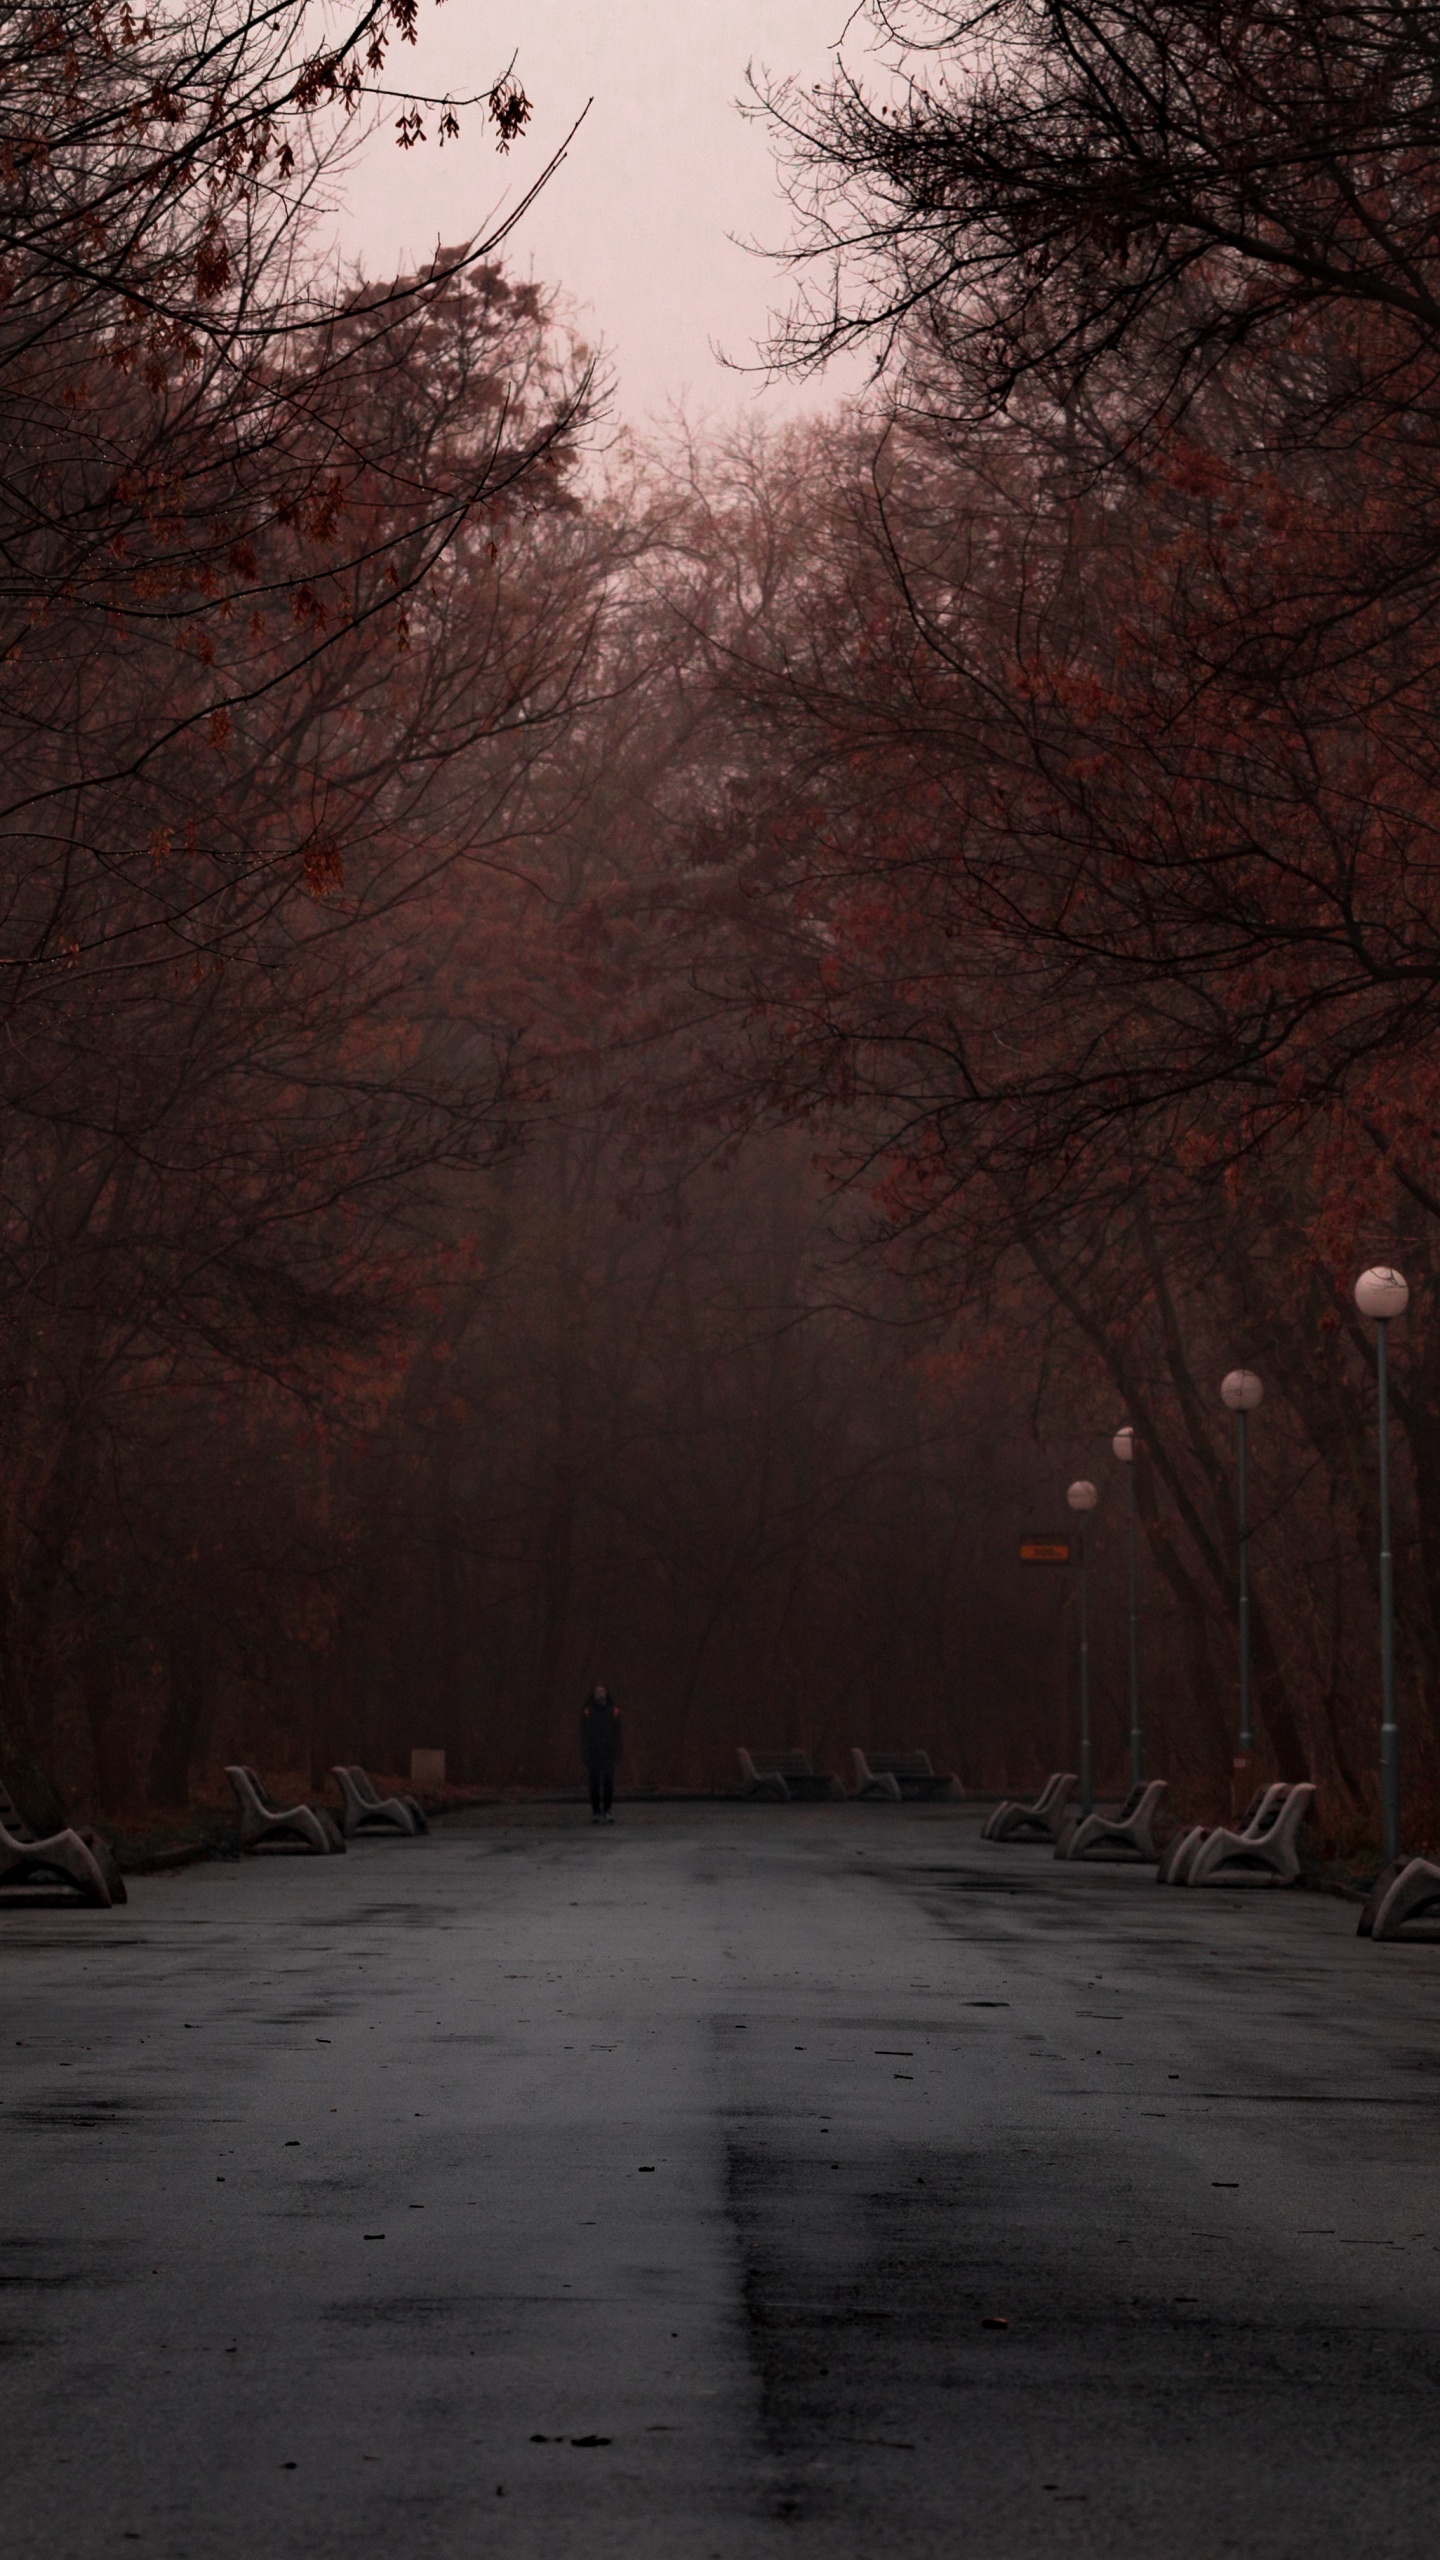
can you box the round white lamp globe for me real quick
[1355,1265,1409,1321]
[1220,1369,1264,1413]
[1112,1426,1136,1463]
[1067,1479,1098,1512]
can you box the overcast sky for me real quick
[335,0,872,429]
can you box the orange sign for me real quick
[1020,1538,1072,1565]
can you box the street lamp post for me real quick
[1112,1427,1142,1785]
[1355,1266,1410,1867]
[1220,1370,1264,1796]
[1067,1479,1099,1814]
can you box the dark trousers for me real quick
[587,1758,615,1815]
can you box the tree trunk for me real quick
[148,1617,213,1808]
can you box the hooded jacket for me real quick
[580,1688,622,1767]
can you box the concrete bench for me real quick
[331,1766,427,1838]
[1185,1782,1315,1886]
[0,1781,126,1907]
[226,1766,345,1854]
[982,1772,1078,1842]
[851,1749,963,1802]
[736,1749,839,1802]
[1360,1857,1440,1941]
[1157,1782,1289,1884]
[1056,1778,1169,1863]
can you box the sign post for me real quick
[1112,1426,1142,1784]
[1354,1268,1410,1866]
[1220,1370,1263,1811]
[1065,1481,1099,1812]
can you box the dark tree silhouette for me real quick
[765,0,1440,420]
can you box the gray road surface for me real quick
[3,1803,1439,2557]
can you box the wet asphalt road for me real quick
[3,1802,1440,2558]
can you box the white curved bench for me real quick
[982,1773,1077,1842]
[1365,1857,1440,1941]
[736,1749,839,1802]
[0,1782,124,1907]
[851,1749,962,1802]
[850,1750,902,1801]
[1157,1783,1289,1884]
[1056,1779,1169,1863]
[227,1766,344,1854]
[332,1766,426,1837]
[1187,1782,1314,1886]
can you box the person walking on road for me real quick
[581,1683,622,1822]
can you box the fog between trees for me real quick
[2,0,1439,1838]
